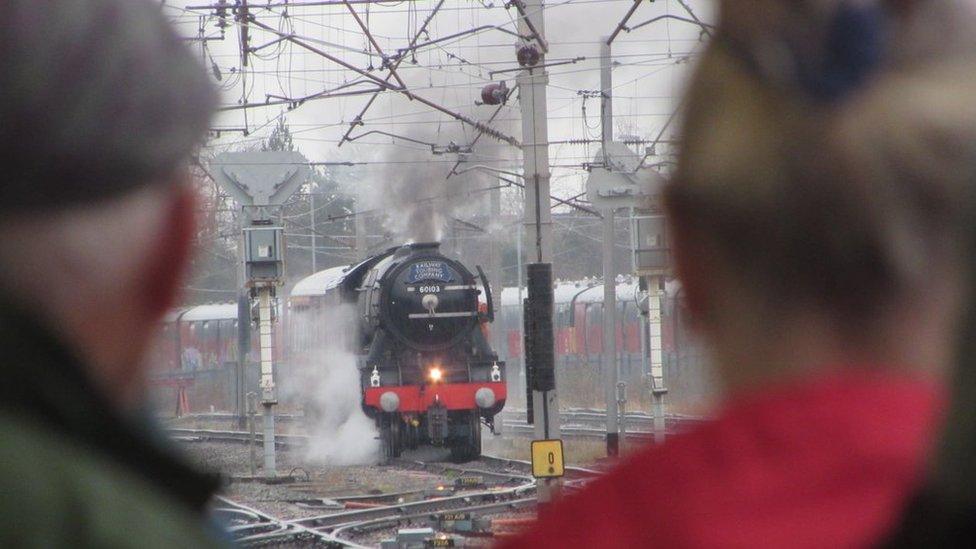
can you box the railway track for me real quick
[168,408,709,446]
[168,427,308,448]
[290,455,598,547]
[210,455,551,547]
[169,427,603,478]
[184,431,605,547]
[214,496,364,547]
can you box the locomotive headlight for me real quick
[429,367,443,383]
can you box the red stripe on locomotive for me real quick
[364,382,507,413]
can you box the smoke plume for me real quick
[284,304,380,465]
[352,125,493,246]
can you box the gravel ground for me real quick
[180,441,455,520]
[177,439,540,547]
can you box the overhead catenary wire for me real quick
[174,0,708,248]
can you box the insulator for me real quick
[480,81,509,105]
[517,44,541,67]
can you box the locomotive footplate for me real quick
[427,400,449,445]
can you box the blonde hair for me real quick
[668,0,976,324]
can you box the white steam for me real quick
[301,347,380,466]
[285,303,380,465]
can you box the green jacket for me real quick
[0,305,226,547]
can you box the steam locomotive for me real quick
[290,242,506,461]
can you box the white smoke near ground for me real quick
[283,303,380,466]
[301,347,380,466]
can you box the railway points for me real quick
[178,433,601,547]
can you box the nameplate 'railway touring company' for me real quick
[408,261,455,284]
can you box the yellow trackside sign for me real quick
[531,439,565,478]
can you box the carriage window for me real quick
[623,302,639,324]
[201,321,216,342]
[589,303,603,326]
[555,304,568,327]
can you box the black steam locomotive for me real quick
[298,242,506,461]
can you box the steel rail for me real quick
[168,427,309,447]
[406,458,535,484]
[313,456,542,545]
[332,489,429,504]
[214,496,363,547]
[330,496,537,538]
[478,453,603,479]
[292,480,536,530]
[504,421,662,440]
[168,409,709,449]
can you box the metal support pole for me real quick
[258,286,277,476]
[649,276,667,444]
[235,209,250,430]
[600,39,614,155]
[516,222,526,405]
[236,291,249,429]
[489,186,506,413]
[247,392,257,477]
[638,274,651,379]
[600,38,620,457]
[617,381,627,453]
[603,209,619,456]
[310,188,317,273]
[518,0,560,504]
[355,209,367,256]
[210,151,307,474]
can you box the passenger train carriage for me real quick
[150,303,253,414]
[495,279,710,411]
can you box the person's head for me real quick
[0,0,216,407]
[666,0,976,393]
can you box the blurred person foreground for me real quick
[503,1,976,547]
[0,0,222,546]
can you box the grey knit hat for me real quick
[0,0,217,210]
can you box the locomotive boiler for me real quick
[295,242,506,461]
